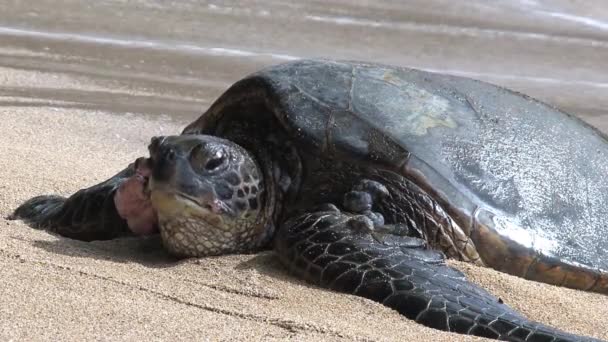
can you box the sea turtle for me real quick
[11,60,608,341]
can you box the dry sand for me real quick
[0,68,607,342]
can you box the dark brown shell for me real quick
[184,59,608,282]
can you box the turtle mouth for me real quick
[174,192,222,213]
[176,192,237,218]
[150,189,222,226]
[175,192,206,208]
[149,185,236,221]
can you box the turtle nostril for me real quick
[150,136,168,148]
[149,136,165,156]
[165,148,176,161]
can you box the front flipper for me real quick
[10,161,148,241]
[274,210,598,342]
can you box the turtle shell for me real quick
[184,60,608,290]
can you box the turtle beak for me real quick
[150,143,180,183]
[150,181,238,219]
[148,136,193,186]
[148,142,194,194]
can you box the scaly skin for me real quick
[274,210,599,342]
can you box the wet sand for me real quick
[2,0,608,123]
[2,1,608,341]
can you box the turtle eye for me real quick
[205,151,226,171]
[190,144,227,173]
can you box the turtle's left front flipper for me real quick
[10,165,135,241]
[274,209,600,342]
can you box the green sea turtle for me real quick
[11,60,608,341]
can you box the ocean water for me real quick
[1,0,608,129]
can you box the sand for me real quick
[1,72,607,341]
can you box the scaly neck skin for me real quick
[244,142,301,251]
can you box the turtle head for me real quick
[146,135,265,257]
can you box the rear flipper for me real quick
[10,165,135,241]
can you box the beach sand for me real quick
[0,67,607,341]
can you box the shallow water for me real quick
[1,0,608,129]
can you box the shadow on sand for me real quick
[29,232,319,290]
[29,233,179,268]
